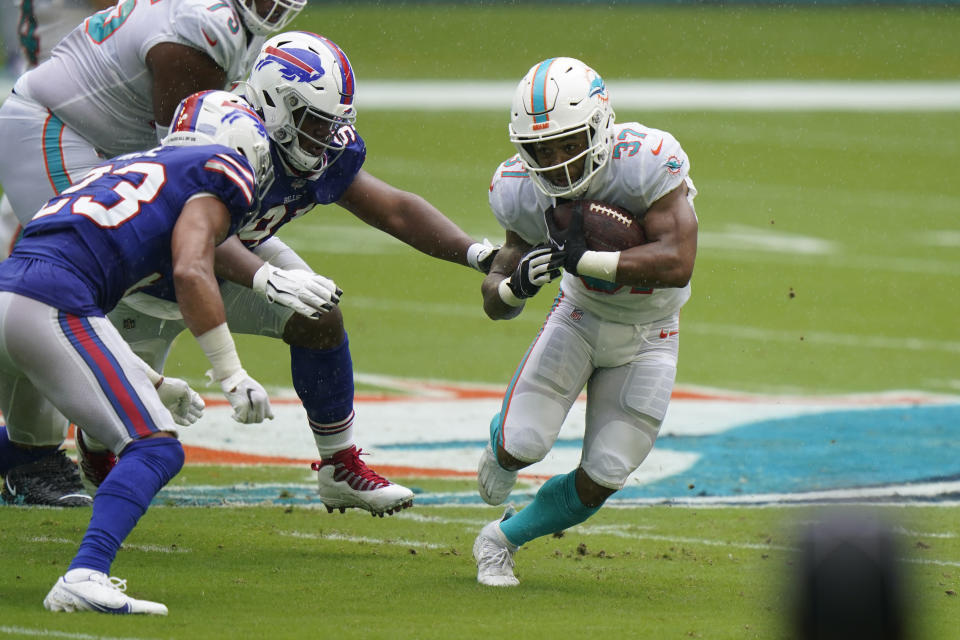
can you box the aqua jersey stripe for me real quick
[531,58,557,126]
[42,112,71,194]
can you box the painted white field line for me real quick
[892,526,957,539]
[0,627,160,640]
[279,530,447,550]
[402,515,960,567]
[340,293,960,354]
[393,514,960,567]
[27,535,189,553]
[683,323,960,354]
[358,80,960,111]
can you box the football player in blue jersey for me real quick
[0,0,308,507]
[77,32,499,516]
[0,90,275,614]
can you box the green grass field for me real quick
[3,483,959,639]
[1,4,959,639]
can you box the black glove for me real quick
[506,244,566,299]
[545,202,588,276]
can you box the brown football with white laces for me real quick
[548,200,646,252]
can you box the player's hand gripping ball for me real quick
[547,200,646,252]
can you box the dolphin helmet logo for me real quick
[255,45,326,83]
[587,74,607,100]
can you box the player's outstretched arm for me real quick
[171,196,273,424]
[338,170,493,271]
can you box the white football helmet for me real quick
[509,57,615,199]
[164,90,274,217]
[242,31,357,174]
[233,0,306,37]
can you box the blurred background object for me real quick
[792,509,910,640]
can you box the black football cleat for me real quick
[2,449,93,507]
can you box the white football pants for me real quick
[0,292,177,453]
[497,295,679,490]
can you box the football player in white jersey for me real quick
[472,57,699,586]
[0,0,305,506]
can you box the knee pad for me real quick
[582,414,659,490]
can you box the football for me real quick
[547,200,646,252]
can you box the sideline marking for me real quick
[357,80,960,111]
[2,80,959,111]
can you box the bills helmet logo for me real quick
[221,106,268,139]
[255,46,326,83]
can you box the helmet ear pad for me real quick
[245,31,357,174]
[509,57,615,198]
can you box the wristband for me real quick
[145,368,163,388]
[252,262,273,295]
[131,351,164,387]
[497,278,525,307]
[195,323,243,382]
[466,242,485,271]
[576,251,620,282]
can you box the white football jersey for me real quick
[489,122,697,325]
[15,0,263,158]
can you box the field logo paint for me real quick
[153,378,960,506]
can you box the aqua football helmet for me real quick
[243,31,357,174]
[509,57,615,199]
[233,0,306,37]
[164,90,274,217]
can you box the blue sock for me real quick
[69,437,184,574]
[500,470,603,548]
[290,334,354,426]
[0,426,58,475]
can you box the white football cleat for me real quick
[43,569,168,615]
[477,443,518,506]
[473,505,520,587]
[311,446,414,517]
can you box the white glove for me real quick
[156,376,205,426]
[219,369,274,424]
[252,263,341,319]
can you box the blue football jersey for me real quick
[136,126,366,302]
[236,125,366,249]
[0,144,258,316]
